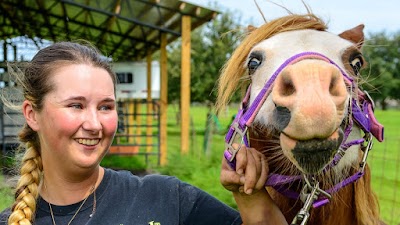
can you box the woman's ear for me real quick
[23,100,40,131]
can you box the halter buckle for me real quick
[360,133,373,172]
[225,122,248,162]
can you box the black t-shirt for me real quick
[0,168,242,225]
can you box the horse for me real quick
[217,13,385,225]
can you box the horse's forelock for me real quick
[216,14,328,113]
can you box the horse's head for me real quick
[218,14,380,176]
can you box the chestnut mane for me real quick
[216,14,327,112]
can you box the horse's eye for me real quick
[248,56,262,75]
[349,54,364,75]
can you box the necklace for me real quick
[48,185,96,225]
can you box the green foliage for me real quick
[362,32,400,109]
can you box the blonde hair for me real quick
[215,14,327,113]
[6,41,116,225]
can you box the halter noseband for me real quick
[224,52,384,211]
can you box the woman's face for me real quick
[34,64,117,172]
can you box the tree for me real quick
[361,32,400,110]
[167,8,245,104]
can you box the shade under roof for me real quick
[0,0,218,61]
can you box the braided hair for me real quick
[5,41,116,225]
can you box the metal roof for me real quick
[0,0,218,61]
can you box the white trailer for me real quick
[113,61,160,100]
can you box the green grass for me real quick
[367,110,400,224]
[1,106,399,225]
[0,175,13,211]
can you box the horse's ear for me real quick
[247,25,257,33]
[338,24,365,49]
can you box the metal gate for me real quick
[110,99,160,165]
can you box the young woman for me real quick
[0,41,286,225]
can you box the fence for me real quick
[110,99,161,165]
[0,98,161,168]
[369,137,400,225]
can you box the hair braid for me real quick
[8,140,42,225]
[4,41,116,224]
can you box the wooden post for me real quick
[160,33,168,165]
[180,15,191,154]
[135,101,142,145]
[128,100,135,143]
[146,52,153,153]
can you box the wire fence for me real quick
[369,136,400,225]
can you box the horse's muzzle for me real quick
[280,129,343,174]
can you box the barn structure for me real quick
[0,0,219,165]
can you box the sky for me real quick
[186,0,400,35]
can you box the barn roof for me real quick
[0,0,218,61]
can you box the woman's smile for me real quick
[75,138,101,146]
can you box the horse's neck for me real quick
[268,184,355,225]
[268,164,382,225]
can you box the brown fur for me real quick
[249,130,382,225]
[217,14,383,225]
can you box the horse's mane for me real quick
[216,14,328,112]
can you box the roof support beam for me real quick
[60,0,180,36]
[146,51,153,153]
[96,0,121,46]
[180,15,191,154]
[160,33,168,166]
[36,0,57,40]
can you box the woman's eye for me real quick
[349,54,364,75]
[69,104,82,109]
[99,105,114,111]
[248,57,262,75]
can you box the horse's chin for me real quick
[280,129,344,174]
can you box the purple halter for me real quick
[224,52,384,208]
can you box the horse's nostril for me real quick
[273,106,291,132]
[280,73,296,96]
[329,71,343,96]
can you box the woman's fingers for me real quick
[233,143,247,175]
[243,148,265,194]
[254,150,268,190]
[221,144,269,194]
[220,156,245,192]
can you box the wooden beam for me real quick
[180,15,191,154]
[96,0,121,46]
[160,33,168,165]
[146,51,153,153]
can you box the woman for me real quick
[0,41,286,225]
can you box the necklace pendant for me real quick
[90,214,93,218]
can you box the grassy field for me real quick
[1,105,399,224]
[367,110,400,224]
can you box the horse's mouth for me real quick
[280,130,343,174]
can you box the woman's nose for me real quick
[82,109,102,132]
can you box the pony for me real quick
[217,13,385,225]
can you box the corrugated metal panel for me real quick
[0,0,218,61]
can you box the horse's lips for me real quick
[280,130,342,174]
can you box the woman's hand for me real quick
[220,143,268,194]
[220,144,288,225]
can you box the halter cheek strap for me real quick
[352,90,384,142]
[224,52,384,208]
